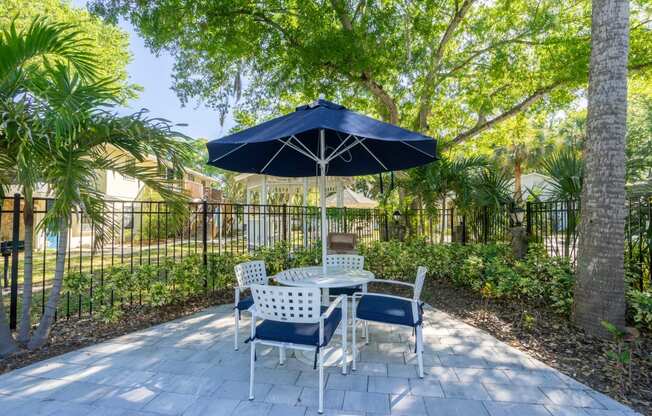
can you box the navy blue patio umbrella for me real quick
[207,98,437,272]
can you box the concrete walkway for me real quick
[0,304,641,416]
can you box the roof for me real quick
[325,188,379,208]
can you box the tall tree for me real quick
[89,0,652,142]
[575,0,629,336]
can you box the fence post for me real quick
[202,199,208,288]
[282,204,288,241]
[482,206,489,244]
[383,210,389,241]
[461,214,467,245]
[450,207,455,243]
[9,193,20,330]
[526,201,532,237]
[343,207,348,233]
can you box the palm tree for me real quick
[0,17,193,351]
[25,68,192,349]
[492,115,555,204]
[406,155,488,242]
[0,18,99,350]
[575,0,629,336]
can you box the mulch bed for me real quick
[419,279,652,415]
[1,281,650,414]
[0,288,232,375]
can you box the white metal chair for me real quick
[247,284,347,414]
[325,254,365,296]
[233,260,268,350]
[352,266,427,378]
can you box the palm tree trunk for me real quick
[28,217,68,350]
[575,0,629,336]
[18,188,34,344]
[0,285,18,357]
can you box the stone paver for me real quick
[0,304,641,416]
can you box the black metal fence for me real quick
[18,192,652,329]
[2,194,517,328]
[526,197,651,290]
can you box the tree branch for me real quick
[329,0,399,123]
[447,59,652,146]
[448,83,560,146]
[417,0,476,130]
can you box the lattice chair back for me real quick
[275,268,312,283]
[413,266,427,300]
[234,261,268,287]
[250,284,322,323]
[325,254,364,271]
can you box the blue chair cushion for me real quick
[329,285,362,296]
[236,296,254,311]
[254,307,342,347]
[356,295,422,327]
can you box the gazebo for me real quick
[236,173,352,207]
[234,173,355,246]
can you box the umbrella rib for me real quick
[283,136,319,162]
[261,138,292,173]
[210,143,247,163]
[288,135,320,161]
[325,134,353,162]
[353,136,388,170]
[400,140,435,158]
[326,135,360,163]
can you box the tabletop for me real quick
[274,266,375,288]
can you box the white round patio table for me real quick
[274,266,375,366]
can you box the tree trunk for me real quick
[575,0,629,336]
[28,217,68,350]
[18,188,34,344]
[0,284,18,357]
[439,195,446,244]
[514,160,523,204]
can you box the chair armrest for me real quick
[322,294,346,319]
[368,279,414,288]
[352,292,416,304]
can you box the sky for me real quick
[72,0,235,141]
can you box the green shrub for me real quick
[149,281,171,306]
[628,290,652,330]
[358,239,576,317]
[168,255,206,301]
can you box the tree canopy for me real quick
[89,0,652,145]
[1,0,134,98]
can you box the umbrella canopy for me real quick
[207,98,437,273]
[325,188,379,209]
[207,99,436,176]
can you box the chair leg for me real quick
[416,325,424,378]
[364,321,369,345]
[249,342,256,400]
[279,346,286,365]
[318,348,324,414]
[234,309,240,351]
[351,299,357,372]
[341,297,347,375]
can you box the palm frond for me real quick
[540,148,583,200]
[0,17,98,95]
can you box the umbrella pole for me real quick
[320,129,328,276]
